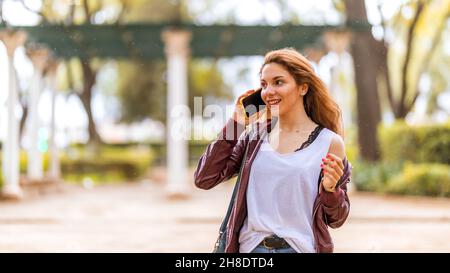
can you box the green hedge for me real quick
[352,160,403,192]
[1,140,208,185]
[349,122,450,197]
[73,141,211,166]
[385,162,450,197]
[61,145,154,183]
[353,160,450,197]
[0,145,154,185]
[379,121,450,164]
[146,141,210,166]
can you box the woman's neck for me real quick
[275,101,316,132]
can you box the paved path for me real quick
[0,180,449,252]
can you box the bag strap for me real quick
[218,134,251,234]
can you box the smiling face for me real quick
[260,62,306,117]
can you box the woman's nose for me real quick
[265,85,277,96]
[261,85,278,101]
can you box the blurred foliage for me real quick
[352,160,403,193]
[139,140,211,166]
[42,0,233,124]
[342,125,359,163]
[188,59,234,106]
[120,0,190,23]
[385,0,450,117]
[115,0,233,123]
[352,121,450,197]
[340,0,450,123]
[353,160,450,198]
[378,121,450,164]
[344,142,358,166]
[116,61,167,122]
[0,141,211,187]
[61,145,154,183]
[0,146,154,185]
[425,44,450,115]
[116,59,233,123]
[33,0,224,143]
[386,162,450,197]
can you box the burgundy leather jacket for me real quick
[194,118,352,253]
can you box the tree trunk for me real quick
[345,0,381,161]
[398,1,424,119]
[79,59,102,145]
[375,40,397,117]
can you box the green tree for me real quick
[342,0,449,161]
[20,0,118,145]
[116,59,232,123]
[375,0,450,119]
[425,47,450,116]
[17,0,232,143]
[333,0,449,122]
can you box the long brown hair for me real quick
[259,47,344,138]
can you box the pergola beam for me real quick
[0,23,353,59]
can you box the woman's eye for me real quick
[276,80,283,85]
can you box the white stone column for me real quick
[0,30,27,199]
[26,48,49,180]
[46,60,61,180]
[161,29,191,198]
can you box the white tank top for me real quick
[238,127,335,253]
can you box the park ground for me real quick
[0,171,449,252]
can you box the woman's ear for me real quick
[299,83,308,96]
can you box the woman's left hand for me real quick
[320,153,344,192]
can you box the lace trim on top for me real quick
[294,125,324,152]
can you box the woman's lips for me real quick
[267,99,281,106]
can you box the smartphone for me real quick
[241,88,266,118]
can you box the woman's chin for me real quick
[268,106,280,117]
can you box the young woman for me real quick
[194,48,352,253]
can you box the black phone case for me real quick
[242,89,266,117]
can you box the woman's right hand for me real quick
[232,89,266,126]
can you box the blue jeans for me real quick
[250,245,297,253]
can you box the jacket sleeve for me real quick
[319,157,352,228]
[194,118,248,190]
